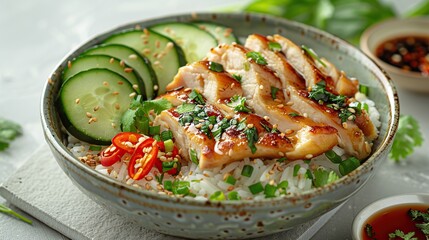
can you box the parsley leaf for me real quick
[0,118,22,151]
[388,229,417,240]
[390,115,423,162]
[246,51,267,65]
[226,95,252,113]
[189,90,205,105]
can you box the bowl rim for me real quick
[41,12,400,207]
[360,17,429,79]
[351,193,429,240]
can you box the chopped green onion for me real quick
[301,45,327,68]
[232,74,242,83]
[172,181,190,195]
[325,150,342,164]
[241,165,254,177]
[163,139,174,152]
[278,180,289,189]
[243,62,250,71]
[288,112,301,117]
[246,51,267,65]
[305,169,313,180]
[227,191,241,200]
[293,164,301,177]
[190,149,199,165]
[359,85,369,95]
[208,62,224,72]
[135,117,149,135]
[153,135,161,141]
[0,204,32,225]
[163,180,173,191]
[264,184,277,198]
[209,191,226,201]
[271,86,279,100]
[161,130,173,141]
[191,179,201,183]
[268,41,282,52]
[89,145,102,151]
[362,103,369,113]
[277,157,287,163]
[149,125,160,136]
[248,182,264,195]
[161,161,175,172]
[339,157,360,176]
[225,175,237,185]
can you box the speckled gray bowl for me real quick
[41,13,399,239]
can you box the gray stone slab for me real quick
[0,145,340,240]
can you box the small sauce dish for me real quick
[352,194,429,240]
[360,17,429,93]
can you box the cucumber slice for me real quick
[62,54,145,98]
[104,29,186,95]
[83,44,157,99]
[58,69,135,144]
[150,22,218,63]
[193,21,238,44]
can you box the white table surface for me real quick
[0,0,427,239]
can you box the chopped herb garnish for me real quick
[259,122,280,134]
[359,84,369,95]
[339,157,360,176]
[278,180,288,189]
[232,74,242,83]
[313,168,339,188]
[89,145,102,151]
[390,115,423,162]
[264,184,277,198]
[176,103,196,114]
[245,126,258,154]
[190,149,199,165]
[339,108,355,122]
[246,51,267,65]
[225,175,237,185]
[241,165,254,177]
[270,86,279,100]
[161,130,174,142]
[189,89,205,105]
[365,224,376,239]
[208,61,224,72]
[268,41,282,52]
[172,181,191,195]
[209,191,226,201]
[163,180,172,191]
[249,182,264,194]
[161,161,176,172]
[226,95,252,113]
[388,229,417,240]
[288,112,301,117]
[155,173,164,184]
[293,164,301,177]
[227,191,241,200]
[305,169,313,180]
[0,204,32,224]
[301,45,327,67]
[149,125,160,136]
[277,157,287,163]
[325,150,342,164]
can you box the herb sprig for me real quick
[0,204,32,224]
[0,118,22,151]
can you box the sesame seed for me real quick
[342,122,348,129]
[286,101,294,106]
[227,186,234,191]
[145,183,151,190]
[145,176,153,181]
[93,106,99,111]
[277,104,284,108]
[259,85,264,89]
[166,42,174,49]
[119,60,125,67]
[112,91,119,95]
[114,103,120,110]
[67,61,72,68]
[285,129,294,135]
[75,98,80,104]
[274,99,282,103]
[347,115,355,121]
[103,81,109,86]
[348,108,356,113]
[133,84,139,90]
[272,124,278,129]
[267,36,274,41]
[209,124,213,130]
[280,133,285,138]
[195,123,202,129]
[263,116,270,121]
[129,92,137,98]
[268,170,274,175]
[117,81,124,85]
[153,85,159,91]
[143,49,151,55]
[153,61,160,66]
[191,12,197,19]
[47,77,54,85]
[184,88,192,92]
[109,58,115,64]
[111,122,116,128]
[143,28,149,35]
[278,152,284,156]
[303,113,308,118]
[128,54,137,60]
[247,123,254,128]
[86,112,92,118]
[306,154,313,159]
[124,68,133,73]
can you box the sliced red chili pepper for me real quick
[112,132,143,153]
[100,144,126,167]
[128,138,158,180]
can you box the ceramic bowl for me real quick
[41,13,399,239]
[352,194,429,240]
[360,17,429,93]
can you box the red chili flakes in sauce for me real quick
[376,36,429,76]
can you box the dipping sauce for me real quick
[376,36,429,76]
[362,204,429,240]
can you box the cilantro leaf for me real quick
[246,51,267,65]
[208,62,224,72]
[0,118,22,151]
[232,74,242,83]
[313,168,339,188]
[189,90,205,105]
[141,98,173,115]
[226,95,252,113]
[245,126,258,154]
[415,222,429,235]
[388,229,417,240]
[390,115,423,162]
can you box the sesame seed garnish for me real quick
[86,112,92,118]
[280,133,285,138]
[347,115,355,121]
[286,101,294,106]
[132,84,139,90]
[268,170,274,175]
[128,54,137,60]
[285,129,294,135]
[129,92,137,98]
[75,98,80,104]
[259,85,264,89]
[153,61,160,66]
[124,68,133,73]
[277,104,284,108]
[224,28,232,37]
[272,124,278,129]
[209,124,213,130]
[119,60,125,67]
[67,61,72,68]
[267,36,274,41]
[278,152,284,156]
[166,42,174,50]
[109,58,115,64]
[184,88,192,92]
[263,116,270,121]
[342,122,348,129]
[115,103,120,110]
[93,106,99,111]
[195,123,202,129]
[145,183,151,190]
[143,49,151,55]
[117,81,124,85]
[111,122,116,128]
[191,12,197,19]
[247,123,254,128]
[145,176,153,181]
[153,85,159,91]
[227,186,234,191]
[112,91,119,95]
[348,108,356,113]
[103,81,109,86]
[143,28,149,35]
[303,113,308,118]
[274,99,282,103]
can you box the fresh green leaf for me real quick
[288,112,301,117]
[0,204,32,224]
[268,41,282,52]
[189,89,205,105]
[313,168,339,187]
[388,229,417,240]
[246,51,267,65]
[365,224,375,238]
[245,126,258,154]
[208,62,224,72]
[176,103,196,114]
[209,191,226,201]
[141,98,173,115]
[408,208,429,223]
[248,182,264,194]
[226,95,252,113]
[415,222,429,235]
[232,74,242,83]
[302,45,327,67]
[0,118,22,151]
[390,115,423,162]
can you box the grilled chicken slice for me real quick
[245,35,377,158]
[154,94,294,169]
[205,45,339,160]
[272,34,358,97]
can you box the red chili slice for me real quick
[112,132,143,153]
[128,138,158,180]
[100,144,126,167]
